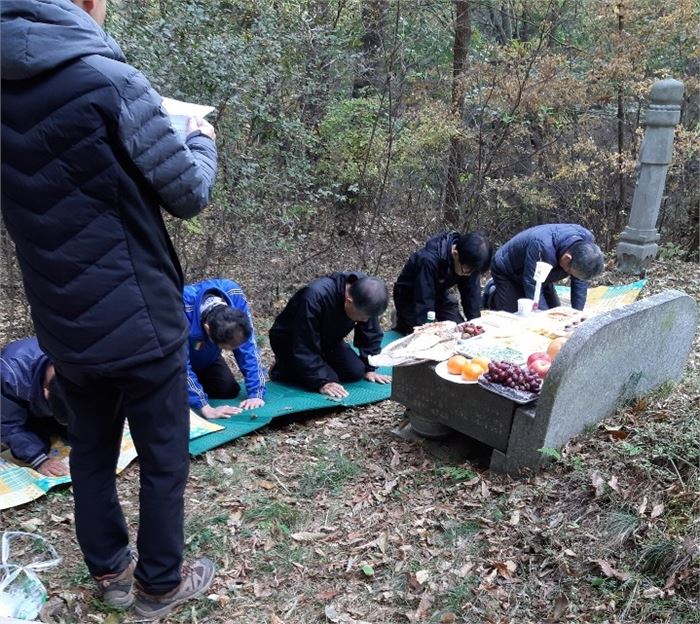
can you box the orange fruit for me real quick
[446,355,469,375]
[461,362,484,381]
[471,356,490,373]
[547,337,568,360]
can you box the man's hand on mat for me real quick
[364,371,392,384]
[239,398,265,410]
[320,382,349,399]
[200,404,242,419]
[36,458,69,477]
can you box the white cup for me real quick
[517,298,535,315]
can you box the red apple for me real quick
[528,358,551,378]
[527,352,551,367]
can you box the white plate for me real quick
[434,360,478,384]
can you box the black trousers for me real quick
[54,346,189,595]
[271,341,366,386]
[196,355,241,399]
[324,341,366,381]
[393,285,464,335]
[491,270,560,312]
[491,270,523,313]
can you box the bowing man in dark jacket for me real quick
[269,273,391,399]
[490,224,604,312]
[0,337,68,477]
[393,231,493,334]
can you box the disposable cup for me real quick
[517,298,535,315]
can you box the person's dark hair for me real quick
[349,276,389,317]
[569,241,604,280]
[205,305,252,346]
[47,375,71,426]
[455,232,493,273]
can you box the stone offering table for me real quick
[391,290,697,475]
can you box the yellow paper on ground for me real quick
[555,279,647,313]
[0,411,223,510]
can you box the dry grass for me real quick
[4,257,699,623]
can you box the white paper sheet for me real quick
[161,97,215,137]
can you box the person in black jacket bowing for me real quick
[393,231,493,335]
[269,273,391,399]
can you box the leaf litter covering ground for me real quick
[4,258,699,624]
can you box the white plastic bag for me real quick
[0,531,61,620]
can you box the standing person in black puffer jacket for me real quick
[1,0,216,619]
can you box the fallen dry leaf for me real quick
[494,560,517,579]
[638,496,648,515]
[414,592,434,620]
[253,580,273,598]
[290,531,325,542]
[650,503,664,518]
[596,559,630,582]
[19,518,44,532]
[591,472,606,497]
[642,586,665,599]
[480,481,491,498]
[543,594,570,622]
[604,425,630,440]
[324,605,342,623]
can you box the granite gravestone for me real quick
[391,290,698,475]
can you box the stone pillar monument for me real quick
[616,78,685,273]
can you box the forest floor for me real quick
[4,257,699,624]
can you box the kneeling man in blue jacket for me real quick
[1,337,69,476]
[490,224,604,312]
[184,279,266,419]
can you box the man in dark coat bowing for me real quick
[490,224,604,312]
[393,231,493,334]
[269,273,391,399]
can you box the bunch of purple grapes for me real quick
[484,361,542,394]
[460,323,485,339]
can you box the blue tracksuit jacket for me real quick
[183,279,266,409]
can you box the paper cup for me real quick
[517,298,535,315]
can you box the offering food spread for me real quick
[371,306,597,403]
[428,307,595,402]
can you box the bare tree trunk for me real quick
[298,0,337,129]
[616,1,626,232]
[352,0,387,98]
[445,0,471,227]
